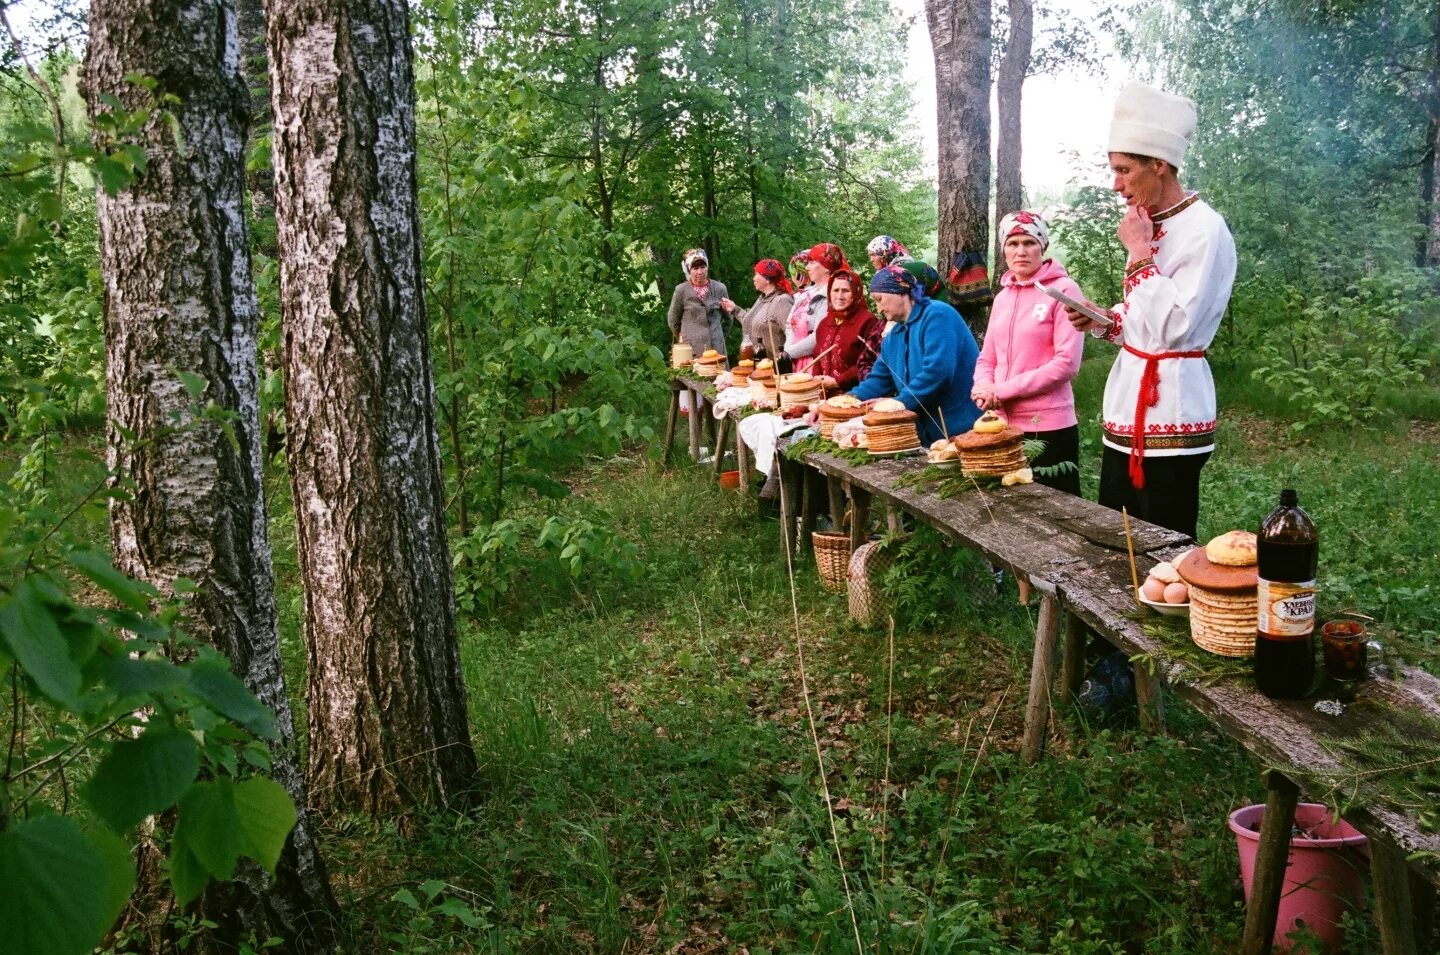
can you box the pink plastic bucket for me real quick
[1229,803,1368,952]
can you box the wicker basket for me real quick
[812,531,852,592]
[847,539,895,627]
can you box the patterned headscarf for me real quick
[997,210,1050,251]
[865,235,909,266]
[825,268,868,323]
[895,257,945,300]
[869,264,926,302]
[681,248,709,278]
[790,249,812,287]
[807,242,849,274]
[754,258,794,296]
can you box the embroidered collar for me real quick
[1151,192,1200,224]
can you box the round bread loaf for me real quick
[1205,530,1257,567]
[1176,547,1258,592]
[953,425,1024,451]
[864,408,918,427]
[872,397,907,413]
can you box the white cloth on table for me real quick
[831,416,867,449]
[711,386,754,418]
[739,412,809,475]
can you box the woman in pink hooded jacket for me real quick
[972,211,1085,495]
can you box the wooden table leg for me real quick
[662,385,680,469]
[848,486,872,552]
[734,414,751,494]
[1410,869,1435,953]
[1240,771,1301,955]
[827,476,845,530]
[1134,658,1166,734]
[713,415,731,477]
[1021,592,1062,764]
[1373,837,1420,955]
[800,469,818,552]
[1060,612,1087,706]
[687,387,701,462]
[704,397,718,451]
[777,455,796,559]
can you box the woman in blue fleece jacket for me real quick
[851,265,981,444]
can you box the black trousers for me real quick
[1024,425,1081,498]
[1098,445,1210,541]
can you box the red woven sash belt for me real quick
[1122,343,1207,489]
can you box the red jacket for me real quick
[813,308,884,391]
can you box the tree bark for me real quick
[265,0,479,814]
[1421,2,1440,269]
[925,0,992,339]
[83,0,336,948]
[994,0,1032,276]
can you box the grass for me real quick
[6,364,1437,953]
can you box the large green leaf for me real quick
[174,776,295,882]
[86,827,137,934]
[96,653,186,699]
[84,727,200,832]
[0,579,82,709]
[175,778,243,881]
[66,549,155,613]
[185,659,279,739]
[0,816,108,955]
[168,840,209,909]
[233,777,298,874]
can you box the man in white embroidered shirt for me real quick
[1065,81,1237,540]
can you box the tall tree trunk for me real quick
[1421,2,1440,269]
[83,0,336,948]
[265,0,479,814]
[925,0,992,339]
[993,0,1032,276]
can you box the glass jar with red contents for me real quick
[1321,619,1368,682]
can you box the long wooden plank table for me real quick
[786,447,1440,953]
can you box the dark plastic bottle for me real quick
[1253,489,1318,699]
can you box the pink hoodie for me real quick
[974,258,1085,432]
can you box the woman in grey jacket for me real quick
[667,249,729,356]
[722,258,795,360]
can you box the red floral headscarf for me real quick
[754,258,794,295]
[825,269,868,323]
[808,242,849,274]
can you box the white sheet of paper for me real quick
[1034,280,1114,328]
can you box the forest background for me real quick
[2,0,1439,951]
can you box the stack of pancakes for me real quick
[671,342,694,368]
[952,425,1027,476]
[1176,531,1259,657]
[693,349,724,378]
[863,400,921,454]
[749,365,777,403]
[818,395,865,439]
[777,372,823,410]
[730,359,754,389]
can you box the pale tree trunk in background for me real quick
[84,0,336,948]
[925,0,992,340]
[266,0,479,814]
[994,0,1032,278]
[1421,2,1440,269]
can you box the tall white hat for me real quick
[1107,81,1197,170]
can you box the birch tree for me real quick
[924,0,991,337]
[84,0,335,946]
[265,0,479,813]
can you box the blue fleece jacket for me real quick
[850,299,980,445]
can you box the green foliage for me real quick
[0,65,296,954]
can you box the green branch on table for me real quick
[784,434,872,467]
